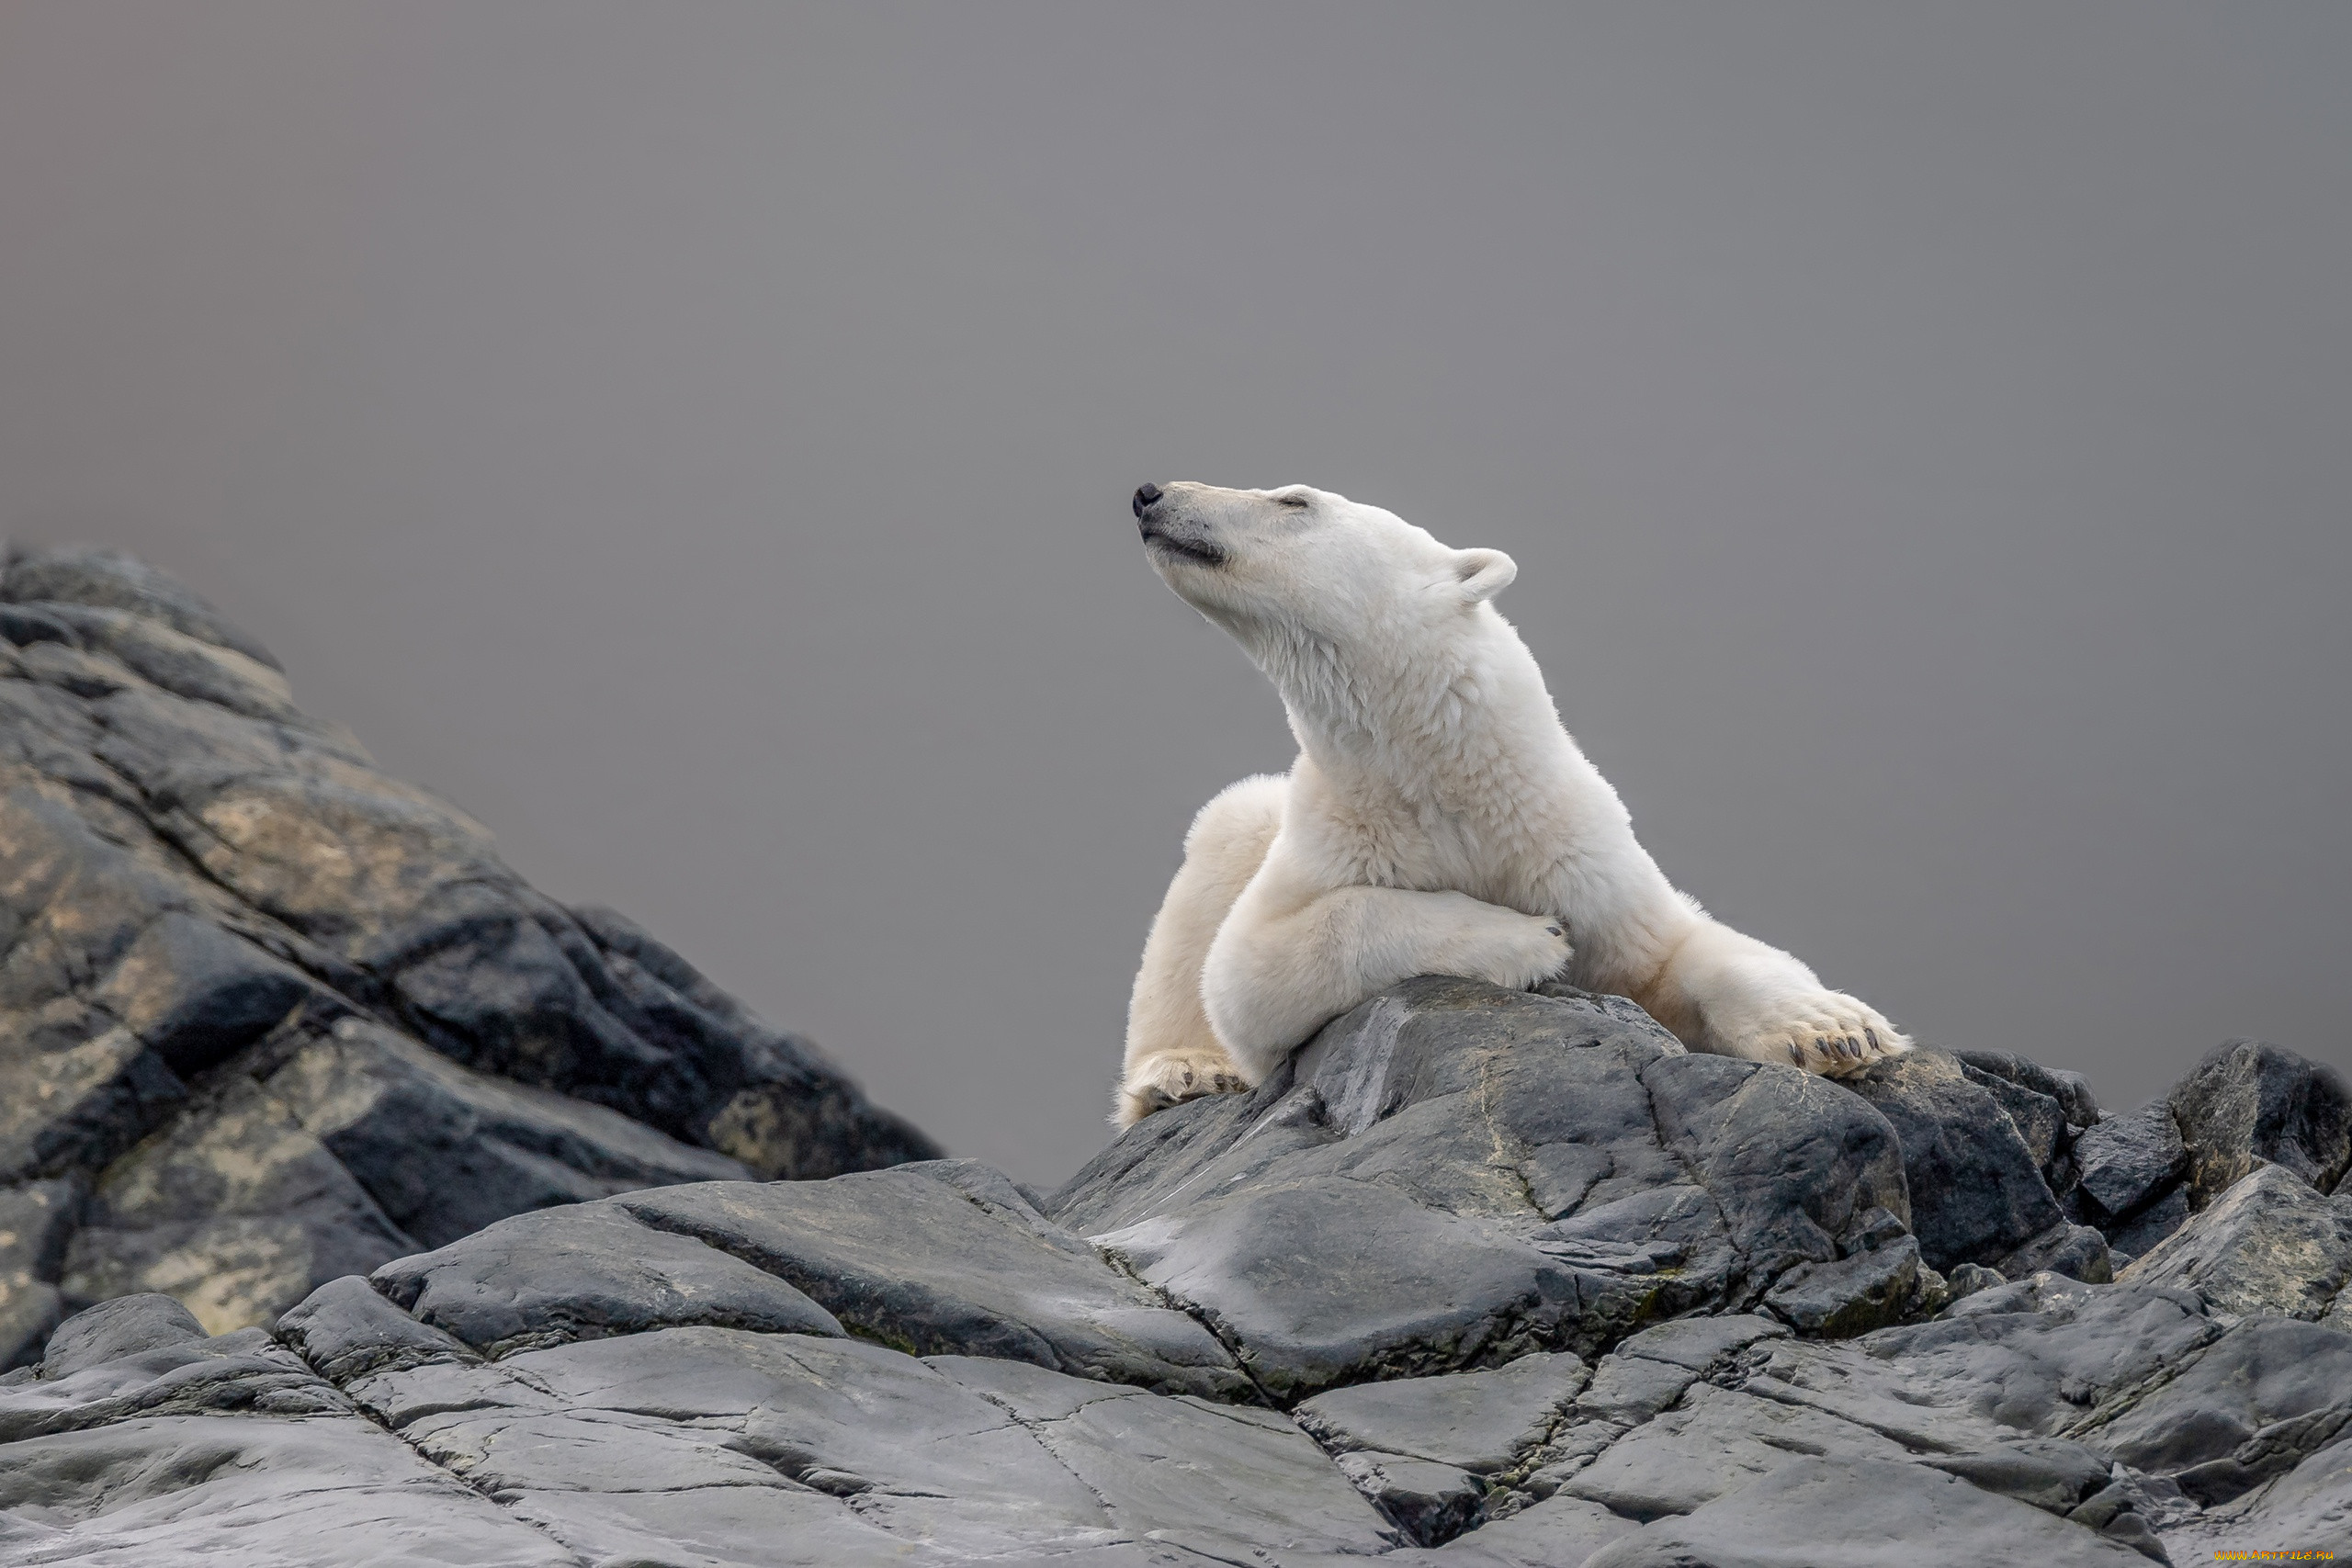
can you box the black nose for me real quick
[1132,483,1162,517]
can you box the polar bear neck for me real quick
[1258,606,1571,818]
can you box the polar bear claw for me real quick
[1742,994,1913,1077]
[1117,1046,1250,1125]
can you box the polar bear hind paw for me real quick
[1746,994,1911,1078]
[1116,1048,1250,1126]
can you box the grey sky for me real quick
[3,3,2345,1183]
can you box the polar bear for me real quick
[1116,480,1909,1127]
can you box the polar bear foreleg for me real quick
[1640,917,1910,1077]
[1202,873,1572,1083]
[1117,776,1288,1127]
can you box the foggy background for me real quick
[3,3,2345,1184]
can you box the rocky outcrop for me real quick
[1051,980,1923,1395]
[4,971,2346,1565]
[0,545,935,1363]
[6,547,2350,1563]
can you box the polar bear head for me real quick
[1130,482,1516,664]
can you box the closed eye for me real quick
[1275,493,1310,510]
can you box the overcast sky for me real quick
[3,3,2346,1183]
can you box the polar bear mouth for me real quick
[1139,525,1227,568]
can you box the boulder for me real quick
[1840,1050,2109,1280]
[1055,978,1910,1397]
[0,545,934,1361]
[36,1292,204,1379]
[2068,1100,2192,1251]
[2117,1164,2352,1321]
[1957,1049,2102,1133]
[1996,1220,2116,1285]
[2169,1039,2352,1208]
[1762,1235,1923,1337]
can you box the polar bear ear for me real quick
[1452,548,1517,604]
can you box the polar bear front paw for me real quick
[1116,1047,1250,1127]
[1454,909,1575,992]
[1742,993,1911,1078]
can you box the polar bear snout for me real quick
[1134,483,1227,568]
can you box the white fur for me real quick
[1115,481,1908,1127]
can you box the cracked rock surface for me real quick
[1,545,936,1362]
[6,977,2349,1564]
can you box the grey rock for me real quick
[372,1200,846,1355]
[2166,1428,2352,1559]
[1764,1234,1921,1337]
[1421,1495,1640,1567]
[1959,1055,2073,1179]
[1642,1055,1915,1292]
[2,545,934,1348]
[1997,1220,2115,1284]
[2109,1186,2193,1259]
[2071,1467,2198,1564]
[1561,1381,1917,1518]
[272,1013,752,1249]
[352,1325,1397,1565]
[1336,1450,1487,1545]
[4,1006,2351,1564]
[1958,1049,2100,1132]
[1573,1314,1792,1427]
[275,1273,478,1382]
[931,1354,1398,1560]
[1102,1174,1591,1399]
[1581,1456,2154,1566]
[52,1013,753,1337]
[2073,1101,2192,1224]
[2170,1038,2352,1207]
[1060,978,1906,1397]
[1295,1351,1589,1472]
[615,1163,1250,1398]
[3,1317,350,1445]
[1946,1260,2007,1300]
[10,572,2352,1568]
[2094,1315,2352,1505]
[40,603,308,727]
[53,1051,430,1337]
[0,1179,78,1370]
[0,1414,580,1565]
[1842,1049,2073,1274]
[1921,1436,2114,1513]
[1840,1276,2224,1439]
[1606,1312,1796,1374]
[2051,1070,2104,1126]
[38,1292,204,1380]
[3,545,282,670]
[2118,1164,2352,1321]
